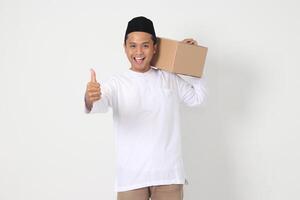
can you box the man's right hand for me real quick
[85,68,101,111]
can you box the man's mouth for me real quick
[134,56,145,64]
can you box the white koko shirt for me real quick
[88,67,206,192]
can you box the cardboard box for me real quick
[151,37,208,77]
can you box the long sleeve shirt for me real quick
[88,67,206,192]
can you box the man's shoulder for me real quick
[152,67,176,77]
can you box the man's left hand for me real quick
[182,38,198,45]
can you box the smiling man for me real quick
[85,16,206,200]
[125,31,156,72]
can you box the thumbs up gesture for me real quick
[85,69,101,111]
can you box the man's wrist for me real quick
[84,96,93,111]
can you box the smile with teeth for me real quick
[134,56,145,64]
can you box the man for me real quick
[85,16,206,200]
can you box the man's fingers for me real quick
[87,81,100,88]
[182,38,198,45]
[90,68,97,83]
[86,91,101,101]
[87,83,100,89]
[88,91,100,96]
[182,38,193,43]
[89,96,101,102]
[87,83,100,91]
[88,87,100,92]
[89,93,101,98]
[186,40,195,44]
[191,40,198,45]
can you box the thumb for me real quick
[90,68,97,83]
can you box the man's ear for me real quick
[153,44,157,54]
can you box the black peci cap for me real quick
[124,16,157,43]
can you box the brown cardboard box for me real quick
[151,37,208,77]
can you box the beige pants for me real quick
[117,184,184,200]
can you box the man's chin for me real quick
[131,64,151,72]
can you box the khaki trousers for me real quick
[117,184,184,200]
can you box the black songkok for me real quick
[124,16,157,43]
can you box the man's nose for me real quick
[136,46,143,54]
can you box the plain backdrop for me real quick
[0,0,299,199]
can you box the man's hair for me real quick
[124,16,157,45]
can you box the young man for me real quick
[85,16,206,200]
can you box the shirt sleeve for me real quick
[85,77,116,114]
[175,74,207,107]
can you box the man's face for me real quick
[124,32,157,72]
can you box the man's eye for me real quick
[143,44,149,48]
[130,45,136,48]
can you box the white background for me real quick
[0,0,299,199]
